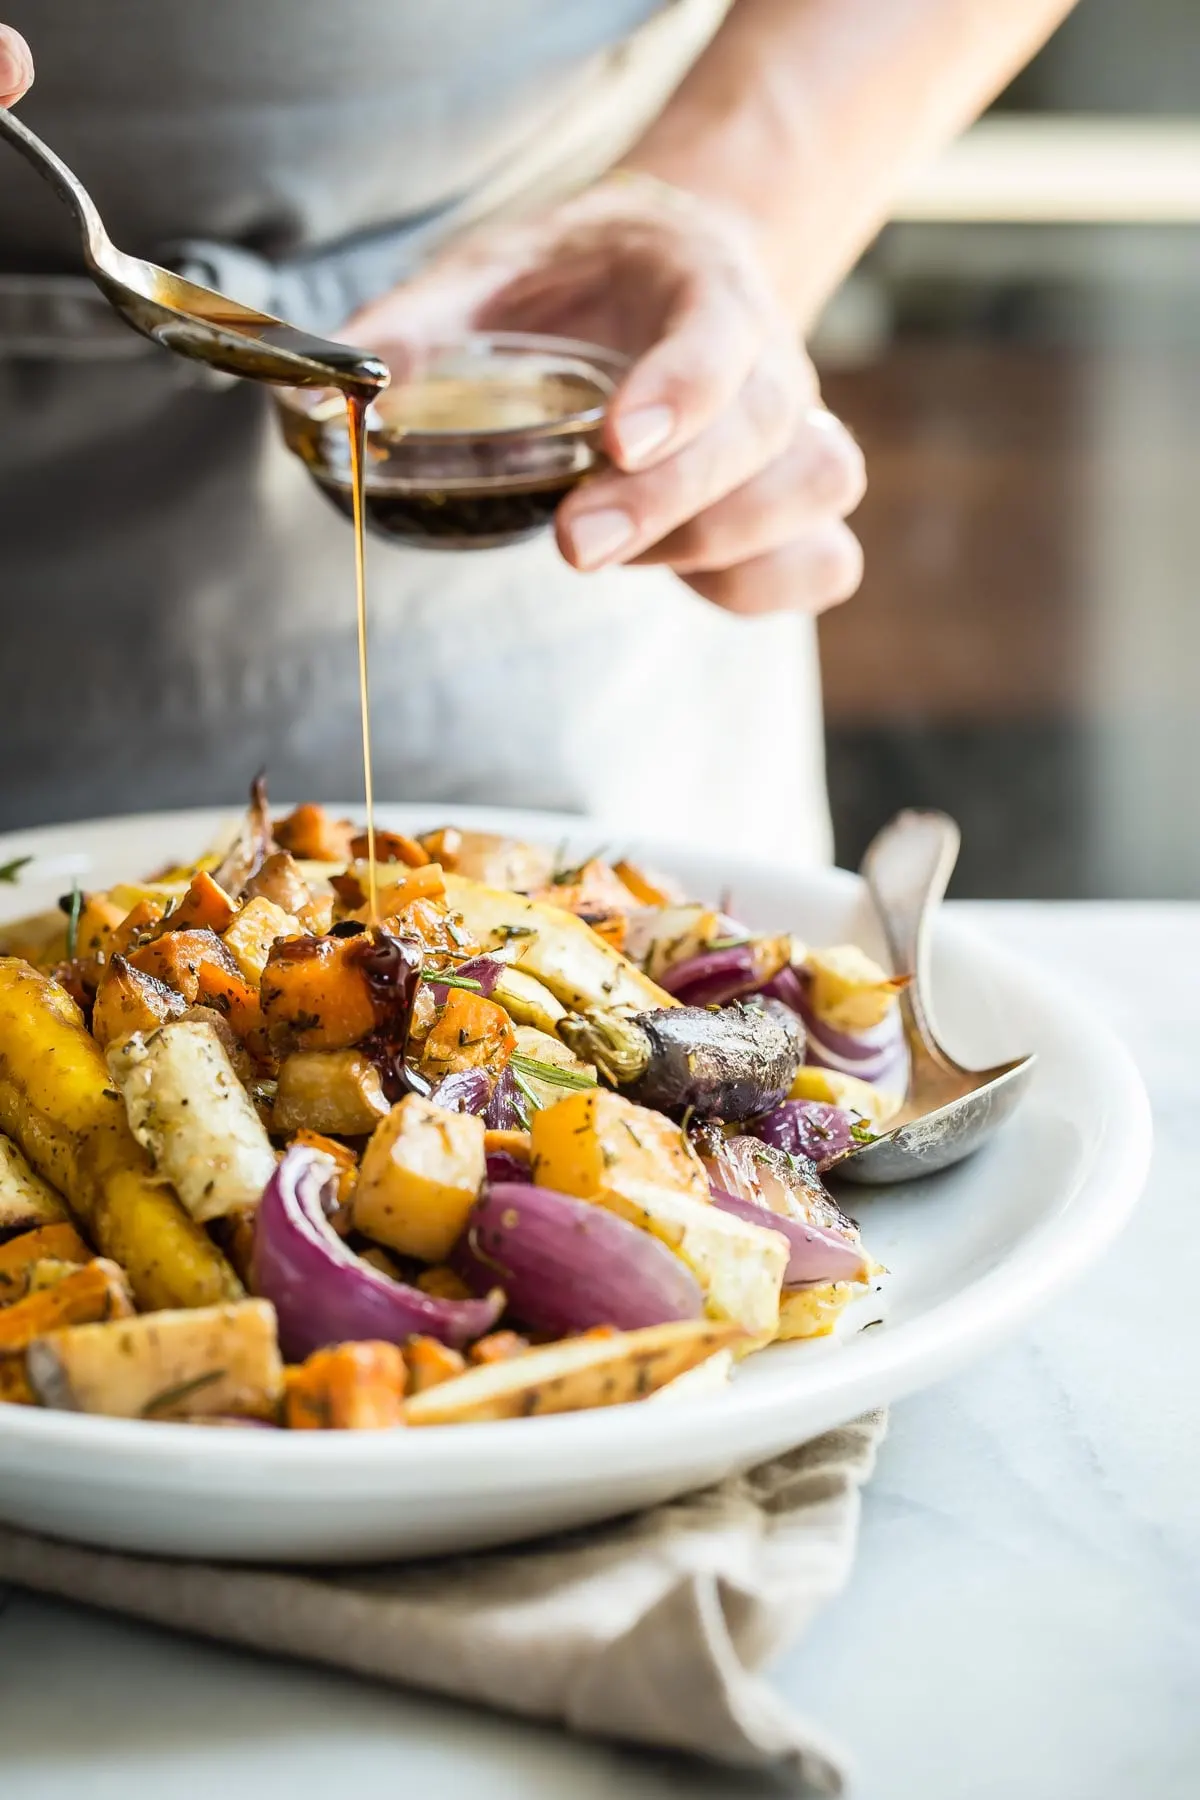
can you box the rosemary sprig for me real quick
[508,1052,597,1093]
[422,971,484,993]
[140,1367,227,1417]
[0,855,31,885]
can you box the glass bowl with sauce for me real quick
[274,331,626,551]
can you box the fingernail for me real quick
[615,404,674,468]
[566,508,634,570]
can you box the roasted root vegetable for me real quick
[91,956,188,1050]
[420,987,516,1082]
[260,933,379,1052]
[349,829,429,868]
[353,1094,485,1262]
[404,1318,743,1425]
[107,1020,276,1224]
[283,1340,406,1430]
[25,1299,283,1419]
[442,874,675,1015]
[168,870,238,936]
[489,965,566,1035]
[222,895,302,984]
[0,1133,68,1235]
[273,804,355,865]
[0,960,243,1309]
[0,1257,132,1352]
[775,1282,863,1341]
[0,1222,91,1302]
[270,1049,391,1136]
[0,1357,33,1404]
[423,829,553,891]
[560,998,804,1121]
[530,1090,787,1337]
[403,1334,467,1393]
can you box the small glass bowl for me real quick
[274,331,627,551]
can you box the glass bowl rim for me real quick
[272,330,629,445]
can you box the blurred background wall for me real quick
[811,0,1200,896]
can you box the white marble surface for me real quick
[1,903,1196,1800]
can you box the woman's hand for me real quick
[345,176,865,617]
[0,24,32,106]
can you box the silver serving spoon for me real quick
[836,809,1036,1184]
[0,106,387,396]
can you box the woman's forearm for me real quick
[622,0,1077,325]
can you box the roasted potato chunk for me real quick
[222,895,302,985]
[107,1020,277,1223]
[92,956,188,1050]
[353,1094,485,1262]
[26,1299,283,1419]
[0,1133,68,1236]
[271,1049,391,1137]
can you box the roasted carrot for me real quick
[169,870,238,936]
[0,1258,133,1353]
[283,1341,406,1430]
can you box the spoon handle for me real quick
[0,106,109,263]
[860,809,961,1065]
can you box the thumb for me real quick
[0,25,33,107]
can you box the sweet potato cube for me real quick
[403,1334,466,1393]
[353,1095,485,1262]
[92,955,187,1049]
[129,927,239,1004]
[260,935,378,1051]
[273,804,355,864]
[271,1049,390,1136]
[0,1258,133,1353]
[420,988,516,1082]
[170,870,238,935]
[284,1341,406,1430]
[109,897,169,959]
[0,1222,91,1303]
[530,1089,710,1209]
[222,895,302,984]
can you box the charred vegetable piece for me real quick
[128,927,242,1003]
[211,774,275,896]
[26,1299,283,1419]
[404,1318,743,1425]
[442,873,675,1015]
[222,896,303,985]
[283,1340,407,1430]
[0,1258,132,1352]
[244,849,316,918]
[560,998,804,1121]
[0,960,243,1309]
[0,1222,91,1303]
[108,897,170,960]
[420,988,516,1083]
[270,1049,391,1136]
[92,955,189,1050]
[0,1133,69,1236]
[353,1094,486,1263]
[107,1020,277,1223]
[350,829,429,868]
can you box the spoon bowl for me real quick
[0,106,387,396]
[837,810,1037,1184]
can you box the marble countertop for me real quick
[1,903,1195,1800]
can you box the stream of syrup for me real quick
[345,394,379,924]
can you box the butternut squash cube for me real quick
[353,1095,485,1262]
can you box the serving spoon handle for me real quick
[860,809,962,1074]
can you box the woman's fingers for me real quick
[558,344,806,570]
[683,525,865,617]
[633,409,865,572]
[0,25,32,106]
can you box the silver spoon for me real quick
[836,809,1036,1185]
[0,106,388,396]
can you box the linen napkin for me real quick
[0,1410,884,1794]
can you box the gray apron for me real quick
[0,0,831,864]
